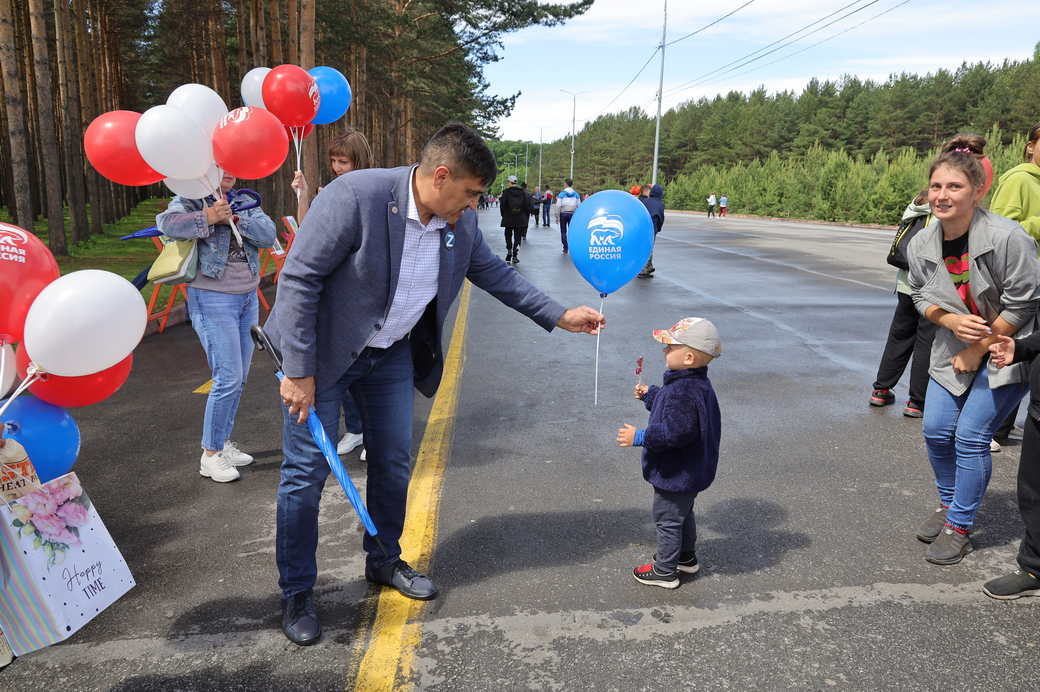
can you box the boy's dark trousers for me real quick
[1017,415,1040,575]
[503,227,522,259]
[652,487,697,574]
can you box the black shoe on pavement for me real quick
[366,560,439,600]
[982,570,1040,600]
[925,525,973,565]
[916,506,948,543]
[632,561,679,589]
[653,552,700,575]
[870,388,895,406]
[281,590,321,646]
[504,254,512,263]
[562,248,568,254]
[637,272,651,279]
[903,401,924,418]
[512,256,519,264]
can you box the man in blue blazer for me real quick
[264,124,605,645]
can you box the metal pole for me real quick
[537,128,542,192]
[651,0,667,185]
[570,95,576,181]
[525,142,529,184]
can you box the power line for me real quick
[593,46,660,119]
[661,0,876,100]
[715,0,913,87]
[665,0,757,48]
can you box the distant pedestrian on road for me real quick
[719,194,728,217]
[907,134,1040,566]
[500,175,528,264]
[706,193,717,218]
[638,183,665,278]
[557,178,581,254]
[542,187,553,227]
[617,317,722,589]
[156,172,277,483]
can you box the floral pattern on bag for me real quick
[9,475,92,568]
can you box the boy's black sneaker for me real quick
[653,552,700,574]
[870,388,895,406]
[632,561,679,589]
[903,401,923,418]
[925,525,973,565]
[982,570,1040,600]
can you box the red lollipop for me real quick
[0,222,60,344]
[16,346,132,407]
[262,65,320,127]
[212,107,290,179]
[84,110,165,186]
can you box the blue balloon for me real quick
[567,190,654,295]
[2,396,80,483]
[308,66,352,125]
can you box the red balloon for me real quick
[213,107,289,179]
[84,111,165,186]
[982,156,994,197]
[262,65,320,127]
[285,123,315,139]
[0,222,60,343]
[16,346,132,407]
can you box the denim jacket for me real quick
[908,207,1040,396]
[155,195,277,279]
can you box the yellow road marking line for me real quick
[193,380,212,394]
[351,281,472,692]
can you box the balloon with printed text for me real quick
[0,222,61,344]
[262,65,320,127]
[308,66,352,125]
[567,190,654,296]
[212,107,289,179]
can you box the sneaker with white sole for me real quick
[222,441,254,466]
[982,569,1040,600]
[632,561,680,589]
[337,432,364,455]
[990,439,1002,453]
[200,451,240,482]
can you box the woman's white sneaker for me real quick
[200,451,240,482]
[222,441,254,466]
[337,432,364,455]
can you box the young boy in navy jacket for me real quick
[617,317,722,589]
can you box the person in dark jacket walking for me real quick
[500,175,528,264]
[616,317,722,589]
[983,322,1040,599]
[638,184,665,278]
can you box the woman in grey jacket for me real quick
[907,135,1040,566]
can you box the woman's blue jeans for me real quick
[922,367,1026,529]
[187,287,258,452]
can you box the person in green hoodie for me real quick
[990,124,1040,240]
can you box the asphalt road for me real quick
[6,209,1038,690]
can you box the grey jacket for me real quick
[264,165,566,398]
[908,207,1040,395]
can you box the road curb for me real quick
[664,208,896,231]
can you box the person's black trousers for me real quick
[1017,414,1040,575]
[873,291,936,407]
[503,227,522,258]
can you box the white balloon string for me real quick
[293,128,303,171]
[0,368,41,421]
[594,296,605,406]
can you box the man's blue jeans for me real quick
[276,339,414,598]
[542,203,550,226]
[559,212,573,251]
[922,367,1026,528]
[186,287,258,452]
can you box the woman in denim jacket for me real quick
[156,172,276,482]
[907,135,1040,565]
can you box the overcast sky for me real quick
[484,0,1037,143]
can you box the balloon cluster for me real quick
[0,224,147,483]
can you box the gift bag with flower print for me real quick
[0,472,134,656]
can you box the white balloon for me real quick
[135,104,212,180]
[0,344,15,397]
[164,162,222,199]
[23,270,147,377]
[167,83,229,138]
[241,67,271,109]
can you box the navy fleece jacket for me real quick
[633,367,720,494]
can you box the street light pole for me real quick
[560,89,586,182]
[651,0,667,185]
[537,128,542,192]
[525,141,529,184]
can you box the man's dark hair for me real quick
[565,178,573,187]
[521,182,527,189]
[419,123,497,187]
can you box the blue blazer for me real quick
[264,165,566,397]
